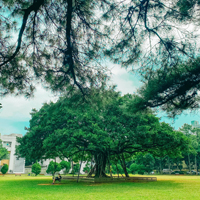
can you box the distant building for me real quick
[191,121,200,128]
[0,133,87,175]
[0,133,25,173]
[40,158,87,175]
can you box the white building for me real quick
[40,158,87,175]
[191,121,200,128]
[0,133,87,175]
[0,133,25,173]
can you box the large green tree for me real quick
[16,90,189,177]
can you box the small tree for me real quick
[31,162,41,176]
[1,164,8,175]
[130,163,139,174]
[137,165,146,175]
[0,139,8,160]
[60,161,71,174]
[83,163,90,174]
[73,163,80,174]
[46,161,61,177]
[111,164,124,175]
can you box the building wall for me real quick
[39,159,87,175]
[0,159,9,166]
[0,133,25,173]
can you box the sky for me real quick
[1,63,200,136]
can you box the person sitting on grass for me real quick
[52,173,62,184]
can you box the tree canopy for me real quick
[132,57,200,116]
[0,0,199,98]
[16,90,189,177]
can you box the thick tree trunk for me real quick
[195,155,198,175]
[176,162,182,171]
[118,154,129,177]
[90,157,93,170]
[168,157,171,175]
[107,154,112,178]
[188,153,191,174]
[108,164,112,178]
[159,158,162,174]
[77,150,84,183]
[87,164,96,177]
[94,153,108,178]
[71,159,74,177]
[115,163,119,178]
[53,158,56,180]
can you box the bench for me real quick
[15,173,21,176]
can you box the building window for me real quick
[3,142,11,148]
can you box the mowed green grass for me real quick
[1,175,200,200]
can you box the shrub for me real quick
[46,161,61,176]
[130,163,139,174]
[111,164,124,175]
[60,161,71,174]
[138,170,145,175]
[130,163,146,175]
[31,162,41,176]
[1,164,8,174]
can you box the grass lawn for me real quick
[0,175,200,200]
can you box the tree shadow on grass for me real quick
[0,177,184,190]
[83,179,184,189]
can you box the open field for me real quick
[1,175,200,200]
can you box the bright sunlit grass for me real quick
[1,175,200,200]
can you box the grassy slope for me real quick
[0,175,200,200]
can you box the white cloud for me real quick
[109,63,142,94]
[0,85,58,121]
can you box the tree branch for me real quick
[0,0,44,67]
